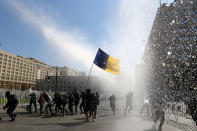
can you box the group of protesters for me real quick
[108,92,134,116]
[1,88,100,122]
[109,92,166,131]
[4,88,197,131]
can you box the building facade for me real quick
[0,50,55,90]
[35,76,102,93]
[57,66,85,76]
[142,0,197,101]
[0,50,88,90]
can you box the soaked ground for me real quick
[0,109,181,131]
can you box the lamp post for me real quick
[55,66,58,92]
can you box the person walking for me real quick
[54,92,62,114]
[84,89,95,122]
[152,101,165,131]
[94,92,100,118]
[79,91,85,114]
[91,91,99,119]
[68,92,74,115]
[38,93,45,115]
[109,94,116,115]
[29,92,37,114]
[74,91,80,114]
[140,96,150,117]
[62,93,68,116]
[44,93,54,116]
[3,91,18,121]
[124,92,133,115]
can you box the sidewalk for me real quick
[166,115,197,131]
[0,109,186,131]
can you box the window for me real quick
[194,36,197,41]
[163,28,169,33]
[194,27,197,31]
[164,38,169,43]
[180,45,184,50]
[192,9,197,15]
[177,11,186,16]
[183,18,188,23]
[179,28,188,33]
[193,18,197,23]
[185,45,191,50]
[177,20,183,25]
[179,36,189,41]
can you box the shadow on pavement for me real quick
[32,121,85,127]
[143,127,156,131]
[74,117,86,121]
[27,115,41,117]
[98,115,111,118]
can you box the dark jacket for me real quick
[4,95,18,109]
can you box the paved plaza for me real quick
[0,109,183,131]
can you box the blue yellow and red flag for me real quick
[93,48,120,75]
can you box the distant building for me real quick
[35,76,101,93]
[142,0,197,101]
[0,50,85,90]
[57,66,85,76]
[0,50,55,90]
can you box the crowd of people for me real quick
[1,88,100,122]
[109,92,166,131]
[2,89,195,131]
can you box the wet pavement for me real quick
[0,109,181,131]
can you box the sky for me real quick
[0,0,174,78]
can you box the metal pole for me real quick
[86,63,94,89]
[47,71,49,91]
[55,66,58,92]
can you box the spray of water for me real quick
[6,1,161,128]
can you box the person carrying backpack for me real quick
[79,91,85,114]
[74,91,80,114]
[62,93,68,116]
[3,91,18,121]
[29,92,37,114]
[68,92,75,115]
[44,93,54,116]
[38,93,45,115]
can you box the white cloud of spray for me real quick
[101,0,159,93]
[7,0,159,109]
[7,0,117,87]
[7,0,96,71]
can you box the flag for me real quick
[93,48,120,75]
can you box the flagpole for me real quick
[86,63,94,89]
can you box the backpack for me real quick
[9,95,18,105]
